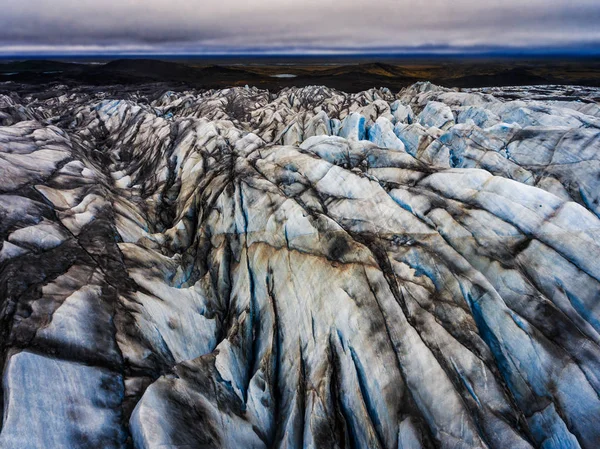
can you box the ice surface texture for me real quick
[1,82,600,448]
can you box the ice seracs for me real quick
[1,81,600,449]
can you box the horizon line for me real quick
[2,52,600,61]
[1,44,600,59]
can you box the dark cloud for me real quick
[1,0,599,54]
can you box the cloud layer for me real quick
[1,0,600,54]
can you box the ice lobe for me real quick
[1,82,600,449]
[418,101,455,130]
[339,111,367,140]
[0,351,125,449]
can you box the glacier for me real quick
[0,81,600,448]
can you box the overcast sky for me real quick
[1,0,599,55]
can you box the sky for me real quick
[1,0,600,55]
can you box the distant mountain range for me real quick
[1,58,600,91]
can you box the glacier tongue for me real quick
[1,82,600,449]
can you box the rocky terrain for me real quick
[2,58,600,93]
[1,81,600,449]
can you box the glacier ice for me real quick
[0,82,600,449]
